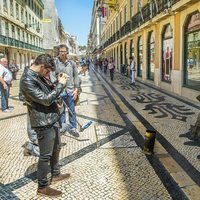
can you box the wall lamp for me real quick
[25,23,40,33]
[97,6,102,17]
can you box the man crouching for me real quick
[20,54,70,197]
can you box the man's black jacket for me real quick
[20,67,64,129]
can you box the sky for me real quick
[55,0,94,46]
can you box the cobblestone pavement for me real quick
[0,67,199,199]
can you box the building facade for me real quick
[0,0,44,68]
[89,0,200,102]
[42,0,59,55]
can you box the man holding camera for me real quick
[20,54,70,197]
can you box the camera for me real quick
[59,72,69,79]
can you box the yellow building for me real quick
[95,0,200,102]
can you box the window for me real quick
[25,12,28,24]
[116,16,118,31]
[29,14,31,24]
[22,31,25,41]
[137,36,143,77]
[124,42,128,66]
[120,11,122,28]
[17,28,20,40]
[147,31,155,80]
[130,0,134,17]
[124,5,127,24]
[16,4,19,20]
[10,0,14,16]
[26,33,29,43]
[162,24,173,82]
[33,36,35,45]
[3,0,8,12]
[0,20,2,35]
[184,12,200,90]
[21,8,24,23]
[130,39,134,58]
[12,25,15,38]
[5,22,9,36]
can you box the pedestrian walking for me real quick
[8,59,19,80]
[103,58,108,74]
[98,58,103,70]
[52,44,80,137]
[30,56,35,66]
[0,58,13,112]
[129,56,136,86]
[20,54,70,197]
[108,57,115,81]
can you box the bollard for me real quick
[143,130,156,155]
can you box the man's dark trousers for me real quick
[36,126,61,188]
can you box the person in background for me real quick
[0,58,13,112]
[103,58,108,74]
[20,54,70,197]
[30,56,35,66]
[129,56,136,86]
[9,59,19,80]
[108,57,115,81]
[52,44,80,137]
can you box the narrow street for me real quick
[0,65,199,200]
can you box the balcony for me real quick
[0,35,44,52]
[125,21,131,34]
[188,40,200,49]
[0,35,8,45]
[102,0,182,50]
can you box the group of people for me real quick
[0,58,19,113]
[19,44,86,197]
[94,57,116,81]
[93,56,136,85]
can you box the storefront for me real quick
[184,11,200,91]
[162,24,173,83]
[137,36,143,77]
[147,31,155,80]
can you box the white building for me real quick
[42,0,59,55]
[0,0,44,68]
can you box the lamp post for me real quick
[25,23,40,33]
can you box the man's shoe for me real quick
[37,186,62,197]
[51,173,70,184]
[69,129,80,137]
[23,148,31,156]
[2,109,11,113]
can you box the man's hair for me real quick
[58,44,69,51]
[0,57,7,62]
[129,56,133,60]
[34,54,55,70]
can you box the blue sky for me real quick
[55,0,94,46]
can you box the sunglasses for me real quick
[59,51,69,54]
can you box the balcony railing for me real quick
[188,40,200,49]
[125,21,131,34]
[0,35,44,52]
[0,35,8,45]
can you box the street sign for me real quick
[41,18,52,23]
